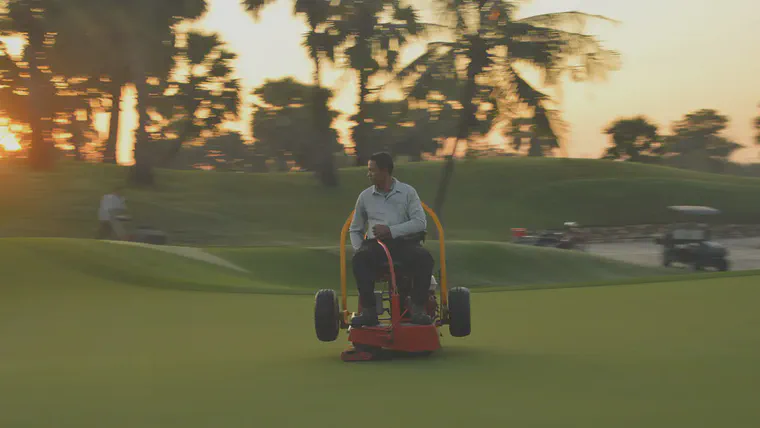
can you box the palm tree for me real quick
[149,31,242,167]
[120,0,208,185]
[0,38,31,138]
[48,0,207,184]
[47,1,125,164]
[33,0,143,165]
[3,0,57,170]
[243,0,341,187]
[601,116,662,162]
[327,0,423,166]
[392,0,621,224]
[251,76,342,171]
[508,114,561,157]
[55,91,99,161]
[666,108,742,161]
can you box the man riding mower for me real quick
[313,152,471,361]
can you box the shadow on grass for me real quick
[305,343,575,372]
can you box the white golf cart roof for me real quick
[667,205,721,216]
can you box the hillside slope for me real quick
[0,238,675,294]
[3,157,760,245]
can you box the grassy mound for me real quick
[210,240,676,291]
[2,249,757,427]
[3,157,760,245]
[1,237,674,294]
[1,238,284,294]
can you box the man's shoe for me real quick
[410,304,433,325]
[351,308,379,327]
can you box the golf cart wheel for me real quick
[715,258,729,272]
[314,289,340,342]
[448,287,471,337]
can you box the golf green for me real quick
[2,265,758,427]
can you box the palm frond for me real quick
[516,11,620,33]
[185,32,221,65]
[506,38,562,68]
[294,0,333,29]
[380,41,455,87]
[392,3,422,35]
[404,49,459,100]
[241,0,278,20]
[429,0,469,33]
[505,64,548,106]
[503,63,567,154]
[501,21,621,85]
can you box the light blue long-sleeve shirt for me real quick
[348,178,427,252]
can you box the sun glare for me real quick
[0,36,25,58]
[0,127,22,152]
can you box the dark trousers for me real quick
[96,221,114,239]
[352,239,434,310]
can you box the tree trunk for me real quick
[128,46,154,187]
[102,81,122,164]
[311,55,338,187]
[158,138,183,168]
[26,3,53,171]
[158,119,196,167]
[431,55,479,234]
[353,70,371,167]
[431,29,486,236]
[71,112,84,161]
[26,75,52,170]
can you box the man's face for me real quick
[367,160,386,186]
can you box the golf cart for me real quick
[313,202,471,362]
[512,221,589,251]
[654,205,729,271]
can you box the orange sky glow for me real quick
[190,0,760,163]
[2,0,759,164]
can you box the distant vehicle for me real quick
[653,205,729,271]
[512,222,589,251]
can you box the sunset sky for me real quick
[8,0,758,164]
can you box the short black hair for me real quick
[370,152,394,174]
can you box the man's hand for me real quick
[372,224,392,240]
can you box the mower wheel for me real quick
[448,286,471,337]
[315,289,340,342]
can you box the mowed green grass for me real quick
[4,157,760,245]
[2,239,759,427]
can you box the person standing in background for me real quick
[97,186,128,239]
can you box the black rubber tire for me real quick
[715,258,729,272]
[448,286,471,337]
[314,289,340,342]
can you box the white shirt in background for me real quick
[98,193,126,221]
